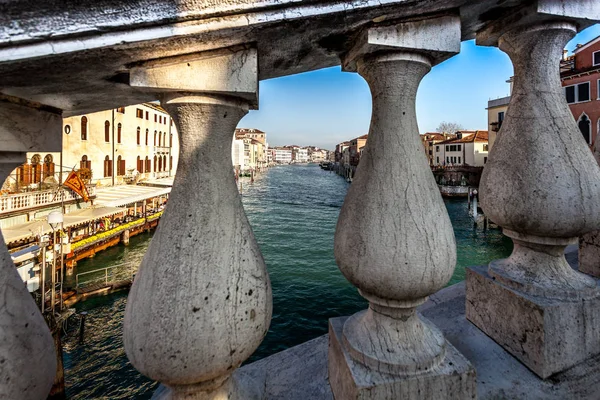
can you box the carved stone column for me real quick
[467,19,600,378]
[328,17,476,399]
[124,48,272,399]
[579,137,600,277]
[0,95,62,399]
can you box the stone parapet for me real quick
[466,265,600,378]
[328,316,476,399]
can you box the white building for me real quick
[6,103,179,192]
[231,139,246,171]
[433,130,489,167]
[274,148,293,164]
[294,147,310,163]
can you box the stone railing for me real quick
[0,186,96,215]
[0,1,599,399]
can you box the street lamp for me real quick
[47,210,63,314]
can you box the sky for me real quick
[238,24,600,150]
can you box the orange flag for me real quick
[64,171,90,202]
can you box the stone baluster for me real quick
[468,18,600,378]
[328,17,476,399]
[124,47,272,399]
[0,95,62,399]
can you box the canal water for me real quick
[62,164,512,399]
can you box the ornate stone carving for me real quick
[123,48,271,399]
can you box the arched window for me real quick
[80,155,91,170]
[163,132,167,147]
[154,131,157,146]
[158,156,162,172]
[170,156,173,171]
[81,116,88,140]
[117,155,125,176]
[145,129,149,146]
[137,127,141,145]
[43,154,55,179]
[31,154,41,184]
[145,156,150,173]
[105,121,110,142]
[137,156,142,173]
[163,155,167,172]
[578,114,591,145]
[154,155,157,172]
[170,134,173,147]
[117,123,122,144]
[104,156,112,177]
[158,131,162,146]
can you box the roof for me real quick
[421,133,446,141]
[573,34,600,55]
[143,102,169,115]
[236,128,265,134]
[437,130,488,145]
[487,96,511,109]
[2,206,127,244]
[93,185,171,207]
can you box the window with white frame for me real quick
[594,50,600,67]
[565,82,591,104]
[565,82,590,104]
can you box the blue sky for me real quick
[239,24,600,150]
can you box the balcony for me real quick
[0,186,96,216]
[0,1,600,399]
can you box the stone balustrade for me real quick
[0,1,599,399]
[0,186,96,215]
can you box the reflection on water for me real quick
[63,164,512,399]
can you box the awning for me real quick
[10,244,40,263]
[94,185,171,207]
[1,206,127,245]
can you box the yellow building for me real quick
[5,103,179,191]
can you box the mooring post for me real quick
[79,312,87,345]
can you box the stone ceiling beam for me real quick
[130,45,258,108]
[476,0,600,46]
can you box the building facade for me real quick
[433,130,489,167]
[561,35,600,149]
[5,103,179,192]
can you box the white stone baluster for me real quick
[0,152,56,399]
[328,17,476,399]
[468,19,600,378]
[124,48,271,399]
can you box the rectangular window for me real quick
[457,145,461,151]
[436,157,439,164]
[146,111,149,120]
[578,82,590,102]
[594,50,600,66]
[116,107,125,114]
[565,86,576,103]
[458,157,461,164]
[436,146,439,152]
[136,108,143,118]
[483,144,489,151]
[445,145,449,151]
[565,82,590,104]
[154,115,157,123]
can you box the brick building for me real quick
[561,35,600,149]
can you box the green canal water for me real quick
[62,164,512,399]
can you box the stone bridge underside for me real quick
[0,0,596,116]
[2,1,600,400]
